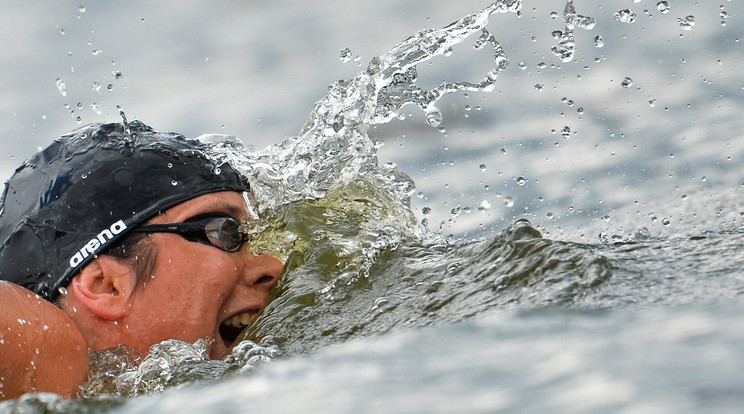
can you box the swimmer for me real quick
[0,121,283,400]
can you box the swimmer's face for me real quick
[118,191,282,359]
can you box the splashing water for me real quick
[551,0,595,63]
[53,1,527,401]
[214,0,525,265]
[4,1,744,412]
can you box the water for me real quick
[2,0,744,412]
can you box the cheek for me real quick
[150,249,239,310]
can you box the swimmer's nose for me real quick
[240,253,282,290]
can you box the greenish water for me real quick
[2,0,744,412]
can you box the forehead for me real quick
[151,191,250,223]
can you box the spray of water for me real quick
[78,0,599,399]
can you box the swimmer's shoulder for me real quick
[0,282,89,401]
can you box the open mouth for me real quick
[219,311,258,347]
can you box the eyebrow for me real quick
[203,200,247,220]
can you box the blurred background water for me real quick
[2,1,744,413]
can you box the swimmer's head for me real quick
[0,121,251,301]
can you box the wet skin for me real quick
[65,191,283,360]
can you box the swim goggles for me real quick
[133,213,251,252]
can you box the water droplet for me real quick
[78,5,86,13]
[55,78,67,96]
[649,98,656,107]
[677,15,695,30]
[516,176,527,186]
[425,109,443,127]
[614,9,637,23]
[58,287,68,296]
[92,49,102,56]
[422,207,431,215]
[479,164,487,172]
[171,180,178,186]
[622,77,633,88]
[594,35,604,48]
[504,196,515,208]
[339,48,353,63]
[535,83,544,91]
[213,167,222,175]
[113,70,123,79]
[81,173,88,179]
[662,218,671,226]
[656,1,670,14]
[561,126,571,138]
[547,212,554,219]
[477,200,491,211]
[167,162,173,168]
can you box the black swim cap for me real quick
[0,121,250,301]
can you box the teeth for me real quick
[223,312,255,328]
